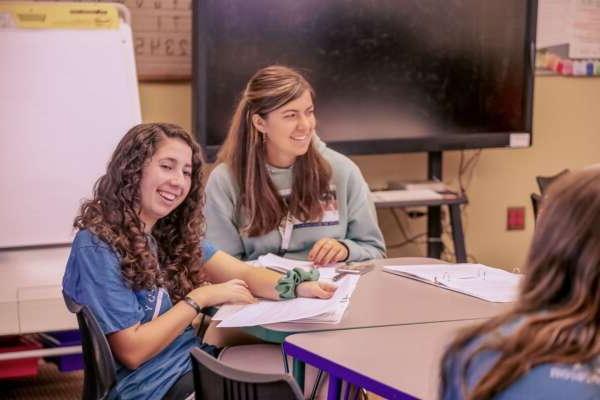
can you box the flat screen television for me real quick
[193,0,537,159]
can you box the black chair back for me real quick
[530,192,542,221]
[536,169,569,195]
[63,292,118,400]
[191,347,304,400]
[531,169,570,222]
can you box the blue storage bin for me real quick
[44,330,84,372]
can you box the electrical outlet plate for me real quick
[507,207,526,230]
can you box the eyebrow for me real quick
[281,105,314,113]
[160,157,192,169]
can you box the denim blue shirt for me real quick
[442,317,600,400]
[62,229,217,400]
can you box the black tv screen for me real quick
[193,0,537,158]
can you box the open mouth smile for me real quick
[158,190,178,202]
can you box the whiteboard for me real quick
[0,11,141,248]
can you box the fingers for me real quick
[319,282,338,293]
[308,238,335,262]
[296,281,338,299]
[307,238,326,260]
[321,247,344,266]
[313,243,333,265]
[309,282,337,299]
[309,238,345,265]
[217,279,254,304]
[230,285,256,304]
[314,287,335,299]
[228,278,249,288]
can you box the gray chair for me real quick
[218,344,326,399]
[191,347,304,400]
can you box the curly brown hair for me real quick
[74,123,206,302]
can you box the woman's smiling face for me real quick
[138,136,193,232]
[253,89,316,168]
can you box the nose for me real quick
[297,114,311,131]
[169,170,186,188]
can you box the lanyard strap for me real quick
[145,234,165,321]
[151,289,164,321]
[277,212,294,256]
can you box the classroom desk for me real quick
[0,246,79,360]
[245,257,508,343]
[283,319,485,400]
[243,257,509,388]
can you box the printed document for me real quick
[383,263,521,303]
[213,269,358,327]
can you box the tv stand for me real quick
[372,151,467,263]
[427,151,444,259]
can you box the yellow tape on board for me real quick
[0,2,119,29]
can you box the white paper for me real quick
[215,274,359,327]
[383,263,521,303]
[213,266,339,320]
[371,189,442,203]
[255,253,315,273]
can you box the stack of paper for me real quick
[213,265,359,327]
[383,263,521,303]
[255,253,315,273]
[371,189,443,202]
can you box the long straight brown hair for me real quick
[440,169,600,399]
[217,65,332,237]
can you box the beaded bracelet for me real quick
[275,267,320,299]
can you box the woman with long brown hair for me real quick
[62,123,335,400]
[205,65,385,265]
[440,169,600,399]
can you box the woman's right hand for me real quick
[188,279,257,308]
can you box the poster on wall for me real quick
[7,0,193,80]
[536,0,600,75]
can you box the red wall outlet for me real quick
[507,207,525,230]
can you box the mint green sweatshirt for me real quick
[204,137,386,261]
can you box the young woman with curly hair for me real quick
[62,123,335,400]
[440,169,600,399]
[204,65,385,265]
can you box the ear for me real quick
[252,113,267,133]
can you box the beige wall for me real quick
[139,77,600,269]
[139,82,193,132]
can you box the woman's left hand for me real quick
[296,281,337,299]
[308,238,349,266]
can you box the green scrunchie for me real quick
[275,267,320,299]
